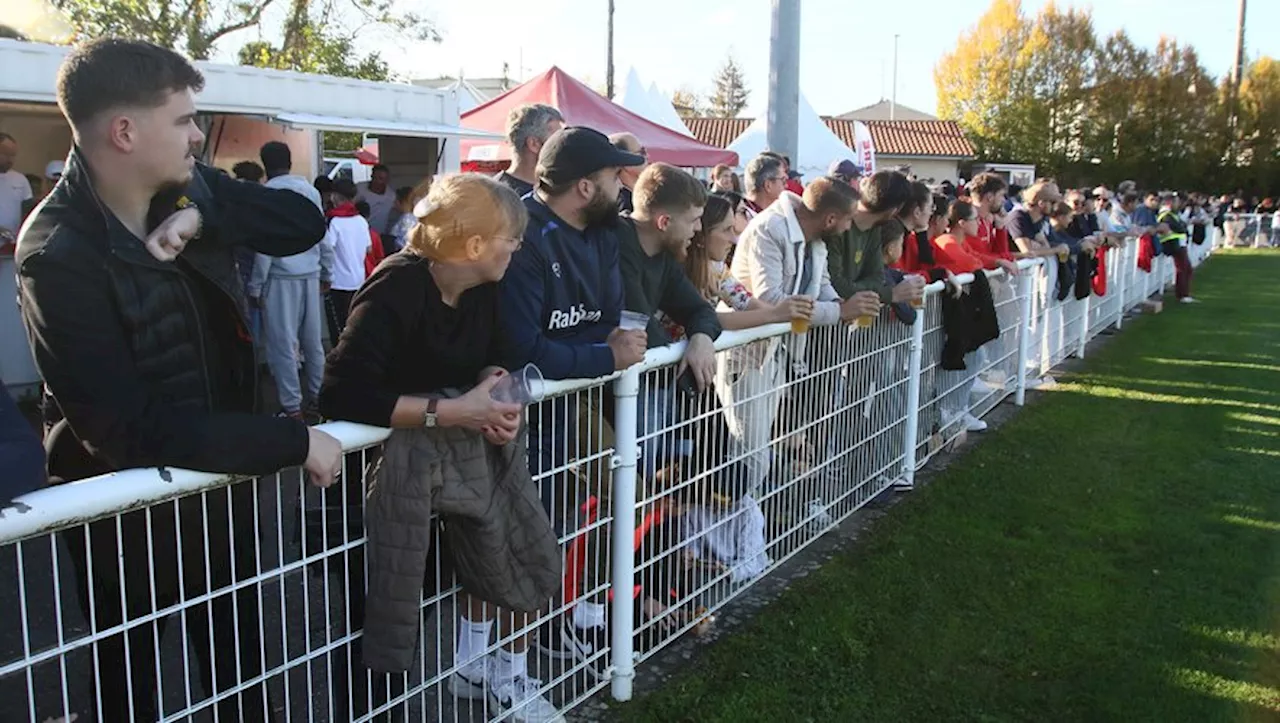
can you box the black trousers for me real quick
[63,483,271,722]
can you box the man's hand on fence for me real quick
[841,291,882,322]
[304,428,343,488]
[608,328,648,370]
[679,333,716,392]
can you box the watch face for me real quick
[424,414,437,428]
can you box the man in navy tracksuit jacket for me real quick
[500,126,648,672]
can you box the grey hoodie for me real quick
[247,175,333,296]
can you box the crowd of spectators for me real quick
[0,35,1256,723]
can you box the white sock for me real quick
[492,647,528,685]
[573,601,607,630]
[455,617,493,668]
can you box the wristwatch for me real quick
[422,399,439,428]
[175,195,204,239]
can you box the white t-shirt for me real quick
[0,170,33,232]
[355,183,397,235]
[326,214,372,291]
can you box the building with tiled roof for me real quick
[685,115,975,183]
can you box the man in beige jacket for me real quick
[717,177,877,495]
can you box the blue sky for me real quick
[224,0,1279,118]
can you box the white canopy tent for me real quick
[444,78,488,114]
[616,67,693,137]
[727,92,860,178]
[645,80,694,138]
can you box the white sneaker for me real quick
[1180,297,1198,304]
[447,654,489,700]
[489,674,565,723]
[963,413,989,432]
[1026,375,1057,390]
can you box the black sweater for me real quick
[617,218,723,348]
[320,253,505,427]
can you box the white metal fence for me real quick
[0,237,1211,723]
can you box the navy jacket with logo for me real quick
[500,195,623,380]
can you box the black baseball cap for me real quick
[536,126,646,186]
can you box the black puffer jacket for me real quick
[16,147,325,481]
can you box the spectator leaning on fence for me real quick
[499,126,648,677]
[719,176,858,495]
[317,174,557,722]
[679,193,810,333]
[825,169,926,310]
[16,37,342,723]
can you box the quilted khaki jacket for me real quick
[362,419,561,673]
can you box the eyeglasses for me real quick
[769,175,787,183]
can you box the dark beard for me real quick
[584,187,620,228]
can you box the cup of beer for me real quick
[790,295,813,335]
[855,314,875,328]
[1056,247,1069,262]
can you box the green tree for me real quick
[49,0,276,59]
[1238,55,1280,186]
[709,54,749,118]
[671,87,702,118]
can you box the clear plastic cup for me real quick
[489,363,545,405]
[619,310,649,331]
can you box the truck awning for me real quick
[273,112,501,140]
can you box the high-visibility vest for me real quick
[1157,209,1187,245]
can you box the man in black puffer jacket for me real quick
[16,38,342,722]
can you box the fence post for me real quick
[1115,241,1128,330]
[1014,268,1034,406]
[899,292,928,488]
[1077,287,1091,359]
[1039,267,1052,377]
[609,365,641,702]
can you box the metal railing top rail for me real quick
[0,310,827,545]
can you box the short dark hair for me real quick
[371,164,390,176]
[355,200,371,218]
[634,162,708,215]
[0,132,14,145]
[858,170,912,214]
[333,178,358,200]
[395,185,414,203]
[803,176,857,217]
[314,175,334,195]
[231,161,264,182]
[1120,192,1140,206]
[259,141,292,173]
[968,172,1007,199]
[56,38,205,129]
[880,219,907,244]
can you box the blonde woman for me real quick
[320,173,561,722]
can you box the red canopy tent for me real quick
[460,67,737,168]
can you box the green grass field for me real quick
[619,249,1280,723]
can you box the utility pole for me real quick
[606,0,616,99]
[891,34,899,120]
[1229,0,1246,160]
[766,0,800,164]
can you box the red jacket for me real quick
[931,233,989,275]
[975,218,1015,263]
[891,231,948,281]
